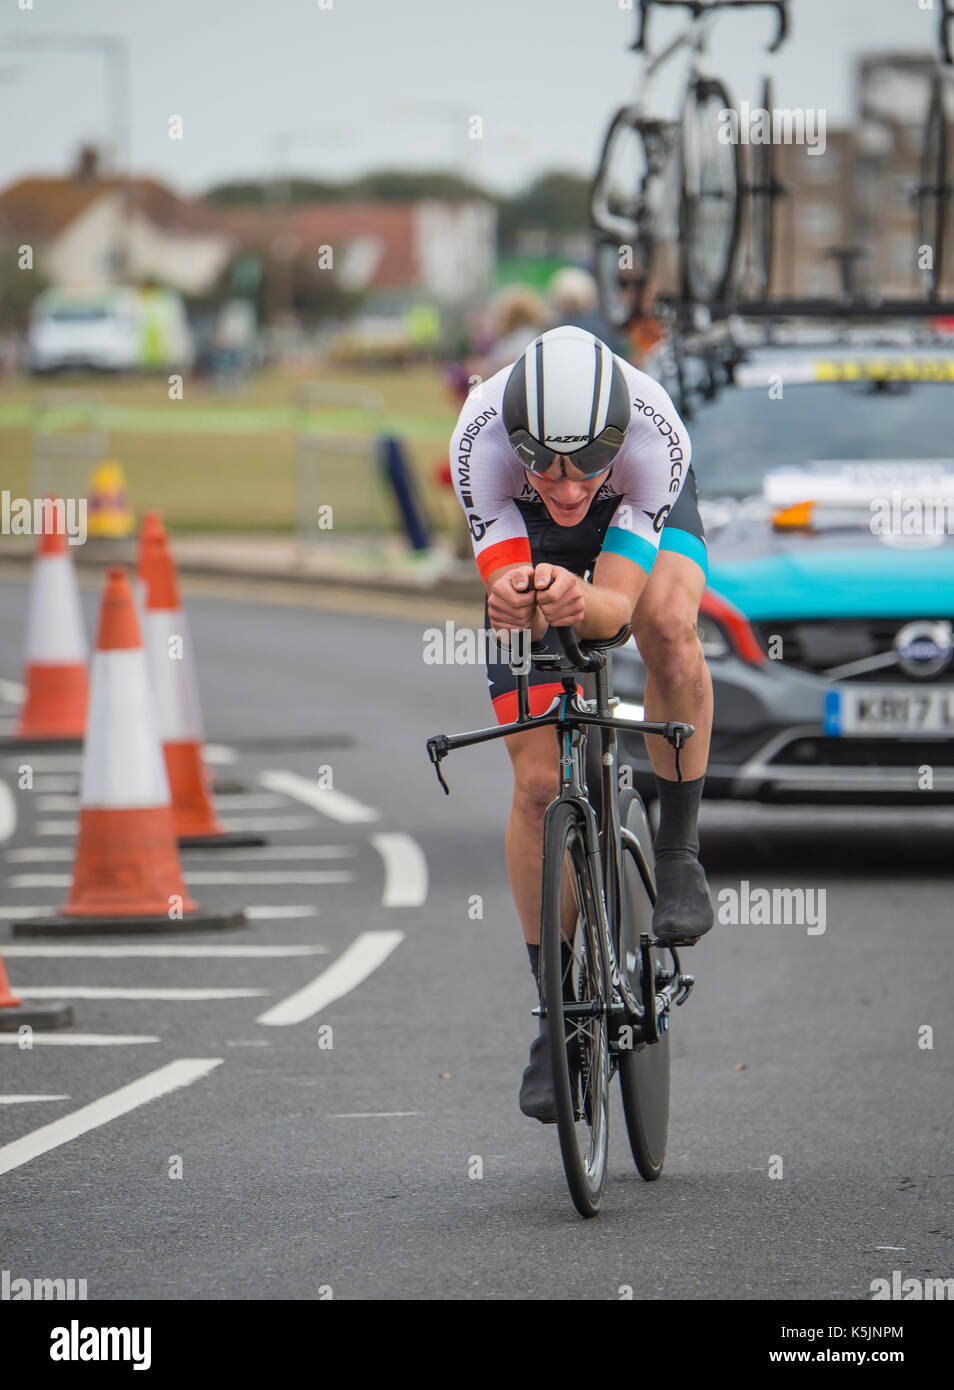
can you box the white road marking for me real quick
[245,905,319,920]
[331,1111,423,1118]
[0,906,55,918]
[35,793,285,813]
[0,753,81,769]
[5,845,356,863]
[203,744,238,765]
[32,815,321,835]
[0,1095,69,1105]
[10,870,354,887]
[0,1058,223,1176]
[256,930,404,1026]
[32,776,78,793]
[259,769,378,824]
[371,832,428,906]
[0,678,25,703]
[0,781,15,845]
[16,986,269,1001]
[2,944,327,958]
[0,1033,158,1046]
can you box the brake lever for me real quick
[426,736,451,795]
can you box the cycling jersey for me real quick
[450,356,704,583]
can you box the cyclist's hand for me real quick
[488,564,537,632]
[533,564,585,628]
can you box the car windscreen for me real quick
[687,381,954,498]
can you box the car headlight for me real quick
[696,611,730,659]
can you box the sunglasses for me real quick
[509,425,625,481]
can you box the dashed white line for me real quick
[16,987,269,1001]
[331,1111,423,1119]
[0,1033,159,1046]
[0,1095,70,1105]
[203,744,238,765]
[0,1058,223,1176]
[4,844,357,863]
[245,904,320,920]
[31,815,321,835]
[259,769,378,824]
[35,793,286,813]
[0,678,25,704]
[371,832,428,906]
[0,781,15,845]
[256,930,404,1026]
[2,944,327,958]
[10,871,354,888]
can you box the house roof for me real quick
[0,175,227,240]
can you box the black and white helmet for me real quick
[502,324,631,477]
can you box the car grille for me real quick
[766,736,954,768]
[751,618,954,681]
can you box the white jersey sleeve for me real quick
[598,358,692,574]
[449,370,534,583]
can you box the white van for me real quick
[28,287,194,373]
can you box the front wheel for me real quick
[541,799,611,1218]
[615,789,671,1181]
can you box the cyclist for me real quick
[449,324,714,1122]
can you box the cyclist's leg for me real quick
[631,467,714,945]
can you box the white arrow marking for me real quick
[257,930,403,1026]
[16,987,268,1001]
[0,1059,223,1176]
[371,832,428,906]
[259,769,378,823]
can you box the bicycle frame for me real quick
[425,629,695,1041]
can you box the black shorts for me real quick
[485,466,705,722]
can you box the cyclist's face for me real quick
[525,464,610,527]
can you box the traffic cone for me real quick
[134,510,164,611]
[13,569,246,938]
[140,523,264,849]
[9,499,88,747]
[0,948,73,1031]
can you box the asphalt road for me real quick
[0,570,951,1301]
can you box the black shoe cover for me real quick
[652,851,714,946]
[519,1017,583,1124]
[519,1019,558,1123]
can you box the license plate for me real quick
[825,685,954,737]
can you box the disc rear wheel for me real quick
[615,789,671,1181]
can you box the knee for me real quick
[512,768,560,829]
[633,593,700,682]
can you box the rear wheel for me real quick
[918,75,950,299]
[681,77,742,303]
[541,799,611,1218]
[615,788,671,1181]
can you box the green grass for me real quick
[0,365,464,534]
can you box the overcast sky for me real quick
[0,0,942,195]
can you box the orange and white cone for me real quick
[13,500,88,743]
[134,509,165,612]
[12,569,245,938]
[140,524,265,848]
[0,947,72,1031]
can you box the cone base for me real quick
[13,907,247,938]
[0,734,83,751]
[210,777,248,795]
[178,831,268,849]
[0,1002,74,1031]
